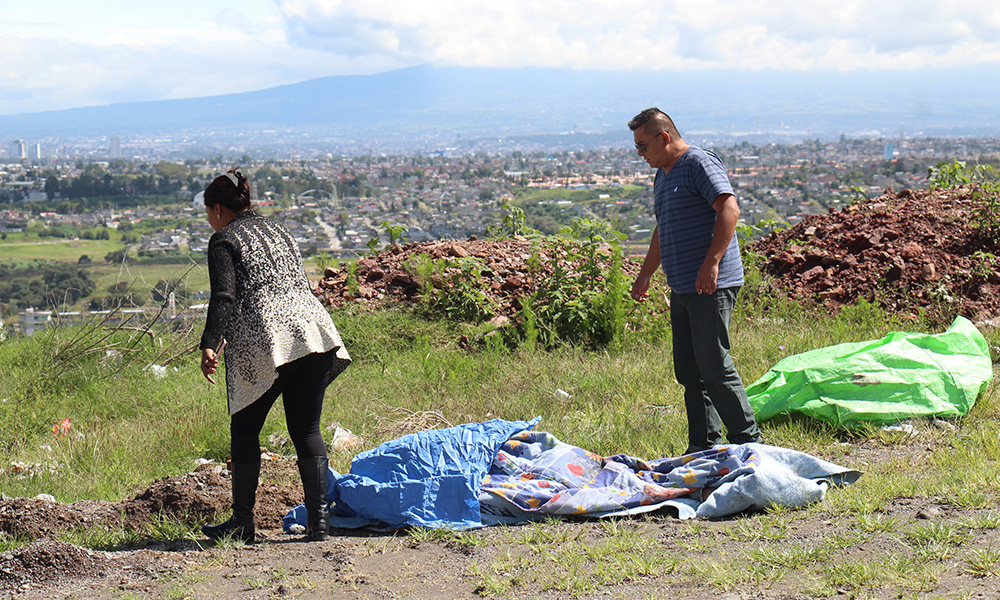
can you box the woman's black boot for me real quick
[298,456,330,541]
[203,461,259,543]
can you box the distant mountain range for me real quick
[2,65,998,152]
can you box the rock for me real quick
[804,248,828,262]
[900,242,923,259]
[390,273,418,288]
[801,266,825,282]
[818,286,844,299]
[920,263,937,281]
[916,507,943,519]
[770,251,799,273]
[847,234,872,254]
[502,275,525,290]
[885,256,905,281]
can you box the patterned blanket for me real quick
[283,419,862,531]
[480,430,860,523]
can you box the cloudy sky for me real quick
[2,0,999,116]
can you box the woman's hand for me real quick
[201,339,226,383]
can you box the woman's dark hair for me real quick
[204,169,251,211]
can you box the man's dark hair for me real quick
[628,108,681,139]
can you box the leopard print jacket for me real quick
[200,210,351,414]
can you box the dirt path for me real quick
[4,443,1000,600]
[6,501,1000,600]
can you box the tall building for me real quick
[109,135,122,159]
[11,139,26,159]
[18,308,52,337]
[28,143,42,160]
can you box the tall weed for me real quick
[929,158,1000,244]
[521,220,631,350]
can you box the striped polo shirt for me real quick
[653,146,744,294]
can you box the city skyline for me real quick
[2,1,1000,116]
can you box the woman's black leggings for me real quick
[230,350,335,464]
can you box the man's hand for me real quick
[631,274,652,302]
[696,193,739,294]
[632,226,660,302]
[201,339,226,384]
[695,261,719,295]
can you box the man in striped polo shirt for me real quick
[628,107,763,454]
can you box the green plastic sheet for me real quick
[747,316,993,426]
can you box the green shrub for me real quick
[929,159,1000,244]
[521,220,629,350]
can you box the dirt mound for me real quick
[0,540,184,599]
[748,186,1000,321]
[0,498,121,539]
[119,458,302,531]
[313,236,641,319]
[0,456,305,544]
[0,457,308,596]
[316,189,1000,324]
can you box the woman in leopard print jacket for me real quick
[199,169,351,543]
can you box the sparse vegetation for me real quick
[1,176,999,599]
[930,158,1000,244]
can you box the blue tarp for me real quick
[284,417,860,531]
[327,417,539,530]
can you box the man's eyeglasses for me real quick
[634,131,664,154]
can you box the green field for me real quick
[0,236,124,263]
[1,239,330,320]
[88,262,211,297]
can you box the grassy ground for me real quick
[2,297,998,599]
[0,235,123,263]
[87,262,211,299]
[1,299,995,500]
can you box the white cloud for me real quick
[277,0,1000,71]
[0,30,404,115]
[2,0,999,115]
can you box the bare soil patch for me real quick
[4,439,1000,600]
[313,187,1000,325]
[313,236,642,322]
[748,186,1000,322]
